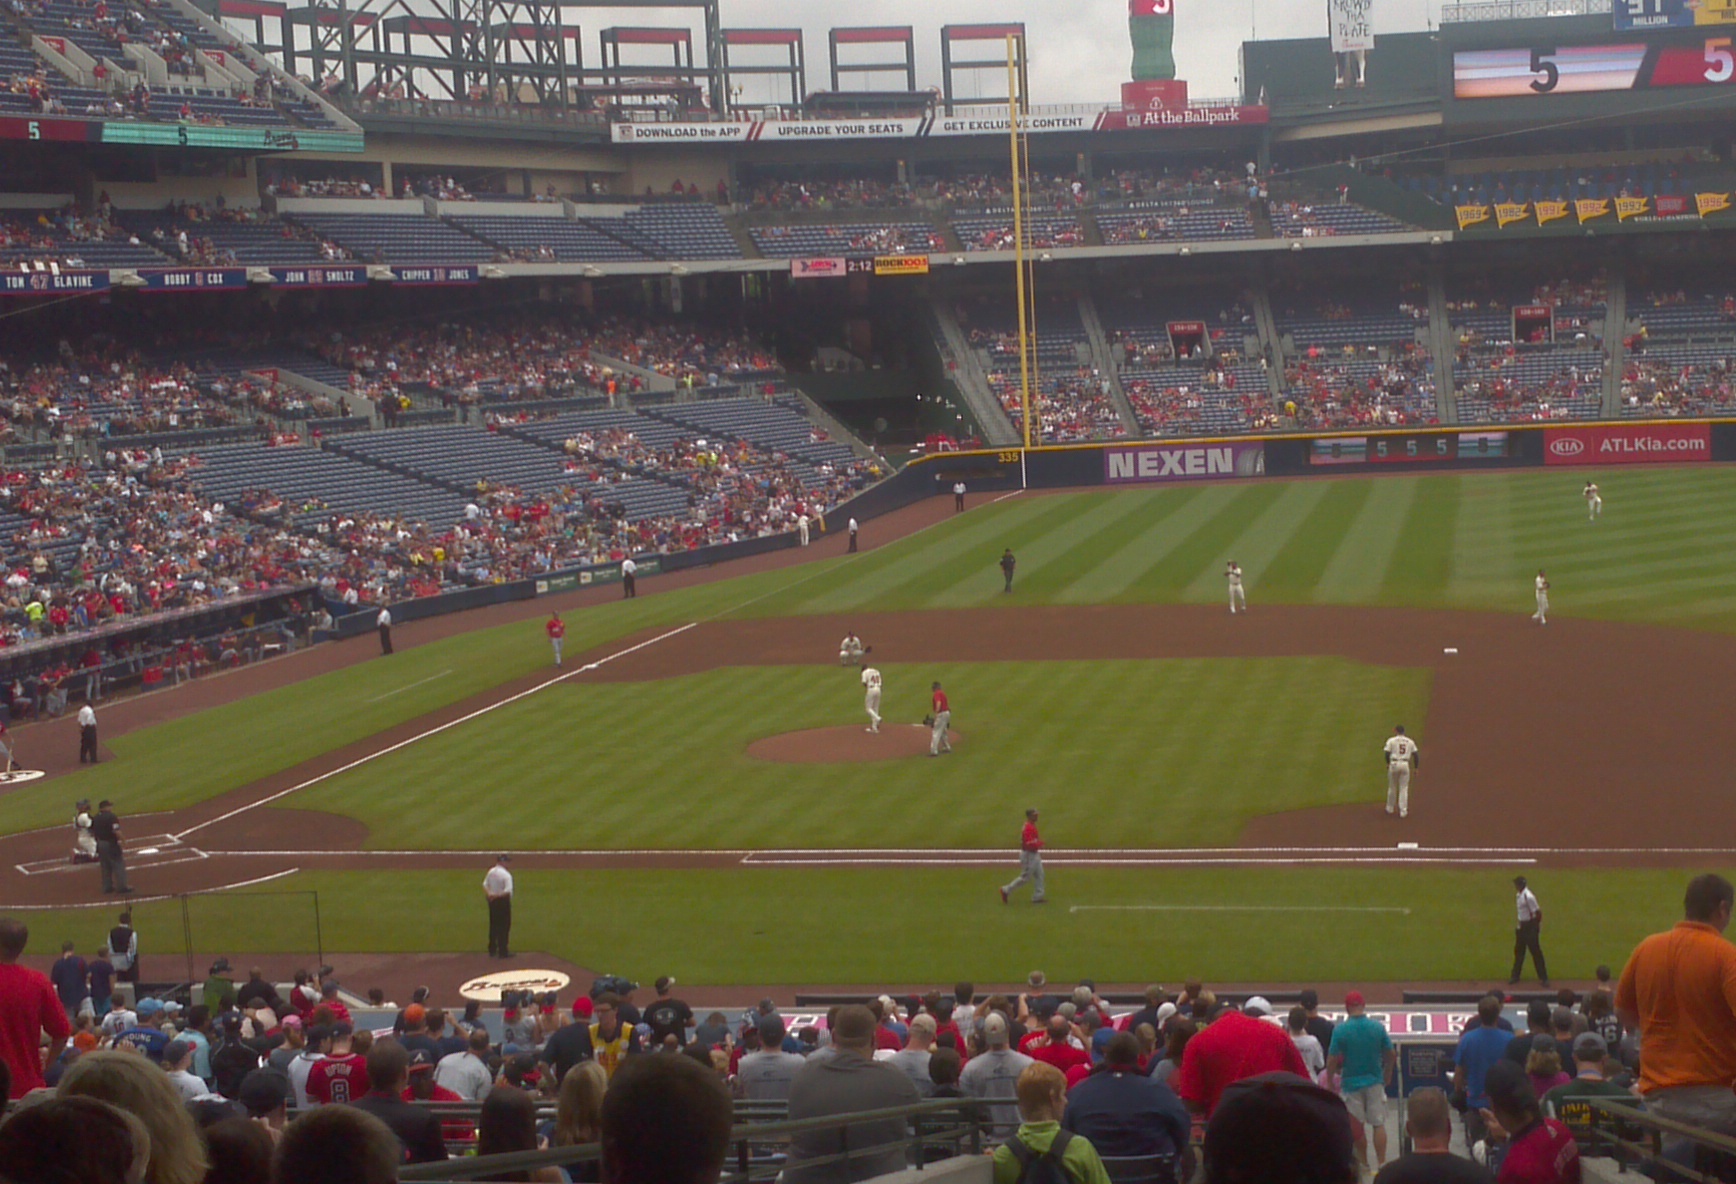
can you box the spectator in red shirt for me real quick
[1021,1014,1090,1076]
[1481,1059,1580,1183]
[1173,1002,1310,1117]
[0,918,73,1098]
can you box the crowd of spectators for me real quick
[1279,354,1438,430]
[0,343,242,442]
[21,896,1727,1184]
[0,203,148,270]
[741,166,1247,214]
[143,201,346,266]
[987,371,1126,444]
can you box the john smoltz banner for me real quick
[1329,0,1376,53]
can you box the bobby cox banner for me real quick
[1543,422,1710,466]
[137,268,248,292]
[1104,442,1265,484]
[0,269,108,294]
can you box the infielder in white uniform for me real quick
[1383,725,1419,818]
[839,633,865,667]
[1583,482,1601,520]
[1532,570,1549,625]
[862,666,883,733]
[1226,562,1246,613]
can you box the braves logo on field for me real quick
[0,769,44,785]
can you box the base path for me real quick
[748,724,962,763]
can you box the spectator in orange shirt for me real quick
[1615,873,1736,1135]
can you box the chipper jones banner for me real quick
[1543,423,1710,465]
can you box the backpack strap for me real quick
[1008,1131,1076,1184]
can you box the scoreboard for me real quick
[1309,432,1511,468]
[1614,0,1736,30]
[1454,36,1736,98]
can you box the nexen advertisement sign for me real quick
[1104,443,1265,483]
[1543,423,1710,465]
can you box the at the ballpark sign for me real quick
[1543,422,1710,465]
[1104,442,1266,483]
[612,106,1267,144]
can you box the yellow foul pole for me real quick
[1007,34,1032,450]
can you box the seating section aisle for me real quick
[1449,276,1607,422]
[958,295,1124,443]
[325,423,580,496]
[1101,291,1269,436]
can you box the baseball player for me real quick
[862,665,883,733]
[1583,482,1601,520]
[1000,549,1016,593]
[928,681,952,756]
[0,721,15,773]
[1000,808,1046,904]
[1226,562,1246,614]
[1532,569,1549,625]
[797,513,811,546]
[546,612,565,666]
[73,799,97,863]
[839,633,865,667]
[1383,725,1419,818]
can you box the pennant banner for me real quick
[1698,192,1733,218]
[1456,205,1492,230]
[1615,196,1650,221]
[1495,202,1531,229]
[1534,200,1570,227]
[1575,199,1611,224]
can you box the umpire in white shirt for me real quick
[484,855,514,959]
[1510,875,1550,987]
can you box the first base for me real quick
[1443,647,1459,654]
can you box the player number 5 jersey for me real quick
[862,668,882,691]
[1384,735,1417,766]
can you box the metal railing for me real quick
[1440,0,1610,22]
[399,1098,989,1183]
[1584,1096,1736,1182]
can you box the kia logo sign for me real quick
[1550,439,1586,458]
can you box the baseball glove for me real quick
[922,714,935,727]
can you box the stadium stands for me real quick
[1449,275,1607,422]
[286,212,495,265]
[1101,289,1270,436]
[1271,280,1438,427]
[751,222,946,258]
[959,294,1125,442]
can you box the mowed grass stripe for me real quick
[894,493,1116,609]
[780,495,1072,615]
[1311,476,1419,604]
[1002,491,1181,601]
[1380,476,1461,605]
[1120,483,1287,602]
[1180,480,1334,603]
[1256,479,1372,602]
[1051,486,1228,603]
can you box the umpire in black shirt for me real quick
[91,800,132,895]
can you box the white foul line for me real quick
[365,669,453,703]
[172,623,698,841]
[0,866,301,910]
[990,490,1025,504]
[1069,904,1413,915]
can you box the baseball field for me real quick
[4,465,1735,991]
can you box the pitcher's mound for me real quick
[748,725,963,764]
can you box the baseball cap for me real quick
[1244,996,1273,1016]
[983,1013,1009,1045]
[1155,1002,1178,1025]
[1573,1031,1609,1060]
[238,1070,288,1117]
[163,1039,193,1065]
[328,1021,353,1038]
[161,1001,182,1016]
[281,1014,302,1030]
[1028,971,1047,989]
[655,976,675,992]
[407,1048,437,1073]
[1344,991,1366,1009]
[136,998,163,1016]
[572,996,594,1019]
[403,1004,426,1026]
[210,958,231,974]
[1056,1002,1078,1020]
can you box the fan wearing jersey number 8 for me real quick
[304,1023,370,1105]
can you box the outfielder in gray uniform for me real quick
[1000,808,1046,904]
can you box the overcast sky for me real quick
[597,0,1445,107]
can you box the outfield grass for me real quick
[26,865,1714,986]
[288,657,1429,849]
